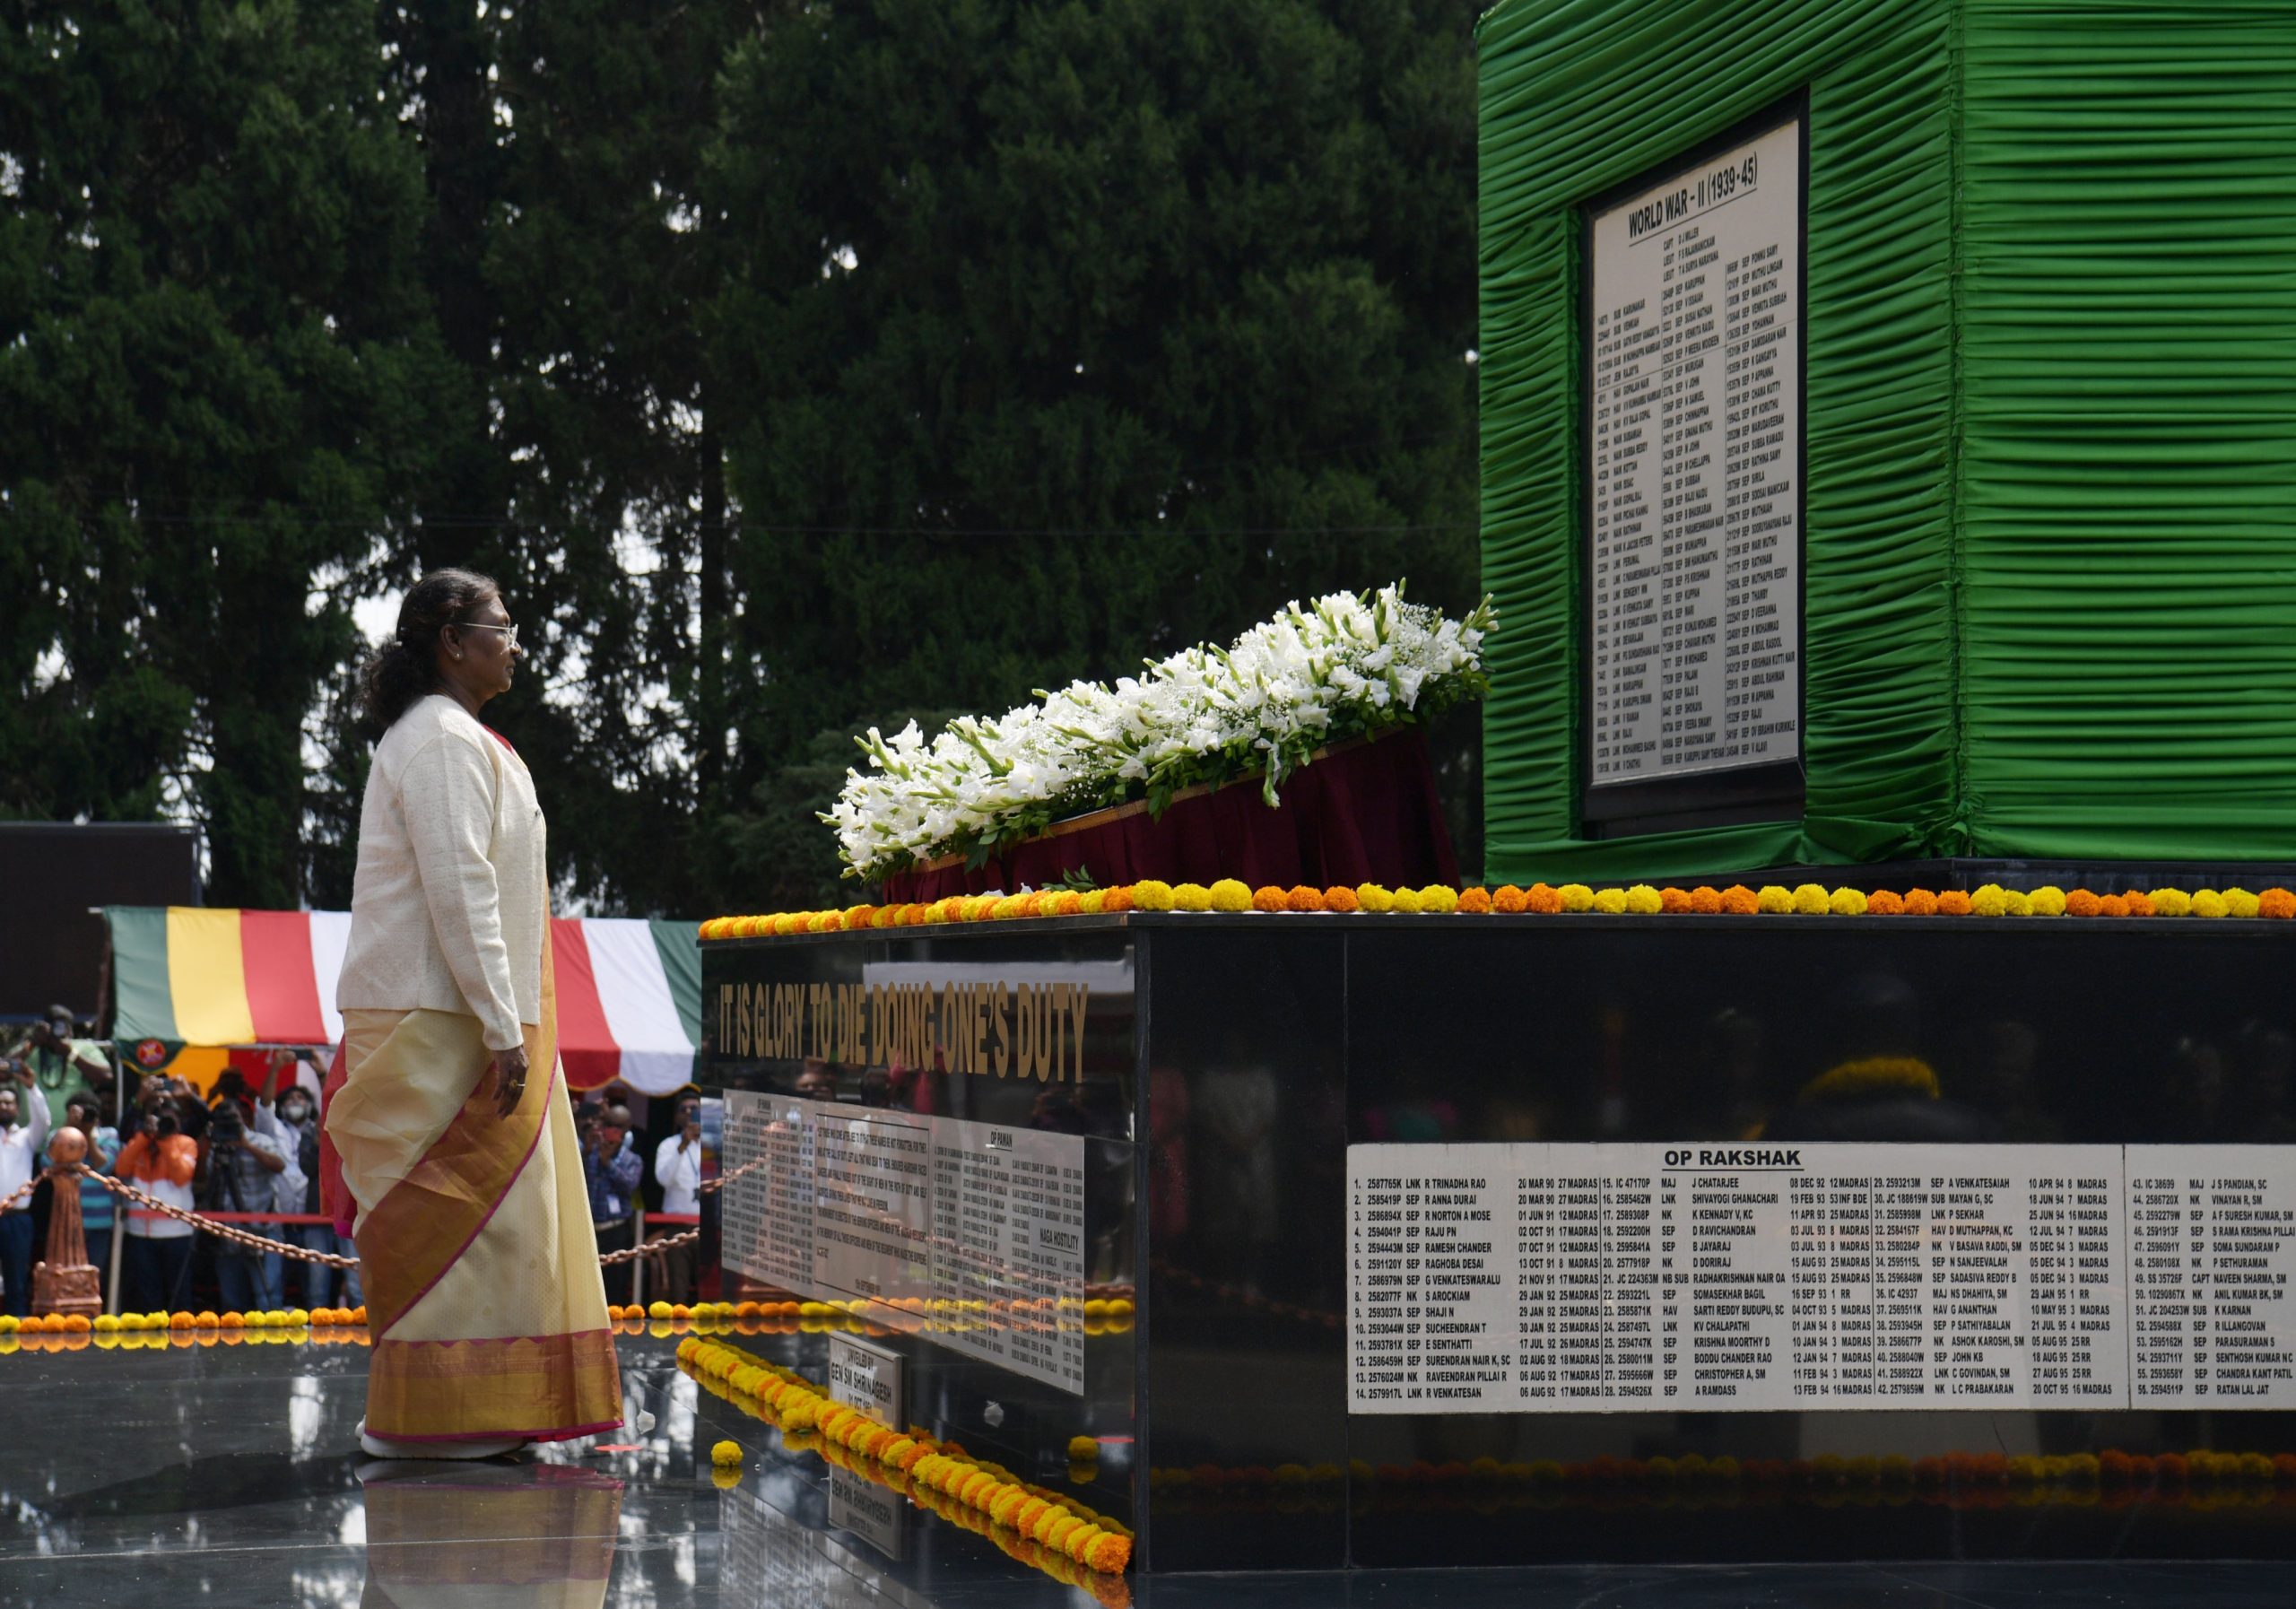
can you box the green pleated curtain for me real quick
[1478,0,2296,882]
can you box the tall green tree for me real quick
[305,0,762,913]
[704,0,1484,905]
[0,0,446,907]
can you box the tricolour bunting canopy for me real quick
[104,907,702,1095]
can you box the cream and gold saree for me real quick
[326,929,621,1443]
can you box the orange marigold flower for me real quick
[1251,884,1288,913]
[2098,893,2129,918]
[1525,883,1563,915]
[2121,890,2155,917]
[1687,886,1722,915]
[1658,887,1692,914]
[1900,888,1937,916]
[2261,888,2296,919]
[1718,885,1759,916]
[1457,887,1493,914]
[1866,890,1905,917]
[1083,1530,1133,1574]
[1287,884,1326,912]
[1322,884,1360,912]
[1048,891,1085,917]
[1492,884,1528,914]
[2064,888,2101,918]
[1099,886,1133,913]
[1935,890,1972,917]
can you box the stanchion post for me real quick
[631,1204,647,1310]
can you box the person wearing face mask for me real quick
[257,1052,343,1310]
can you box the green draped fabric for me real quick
[1480,0,2296,882]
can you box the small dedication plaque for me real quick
[1347,1143,2296,1414]
[1586,109,1803,810]
[829,1332,906,1430]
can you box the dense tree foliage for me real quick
[2,0,1483,914]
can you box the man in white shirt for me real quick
[0,1065,53,1318]
[651,1093,703,1305]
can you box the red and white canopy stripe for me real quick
[106,908,703,1095]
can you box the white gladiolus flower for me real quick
[824,582,1496,877]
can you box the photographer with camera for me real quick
[202,1086,298,1315]
[116,1083,200,1312]
[8,1005,111,1129]
[0,1062,50,1318]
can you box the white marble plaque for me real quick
[1342,1141,2280,1413]
[1588,115,1802,787]
[720,1090,1088,1395]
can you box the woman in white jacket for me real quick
[326,569,621,1459]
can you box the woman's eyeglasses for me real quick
[456,621,519,648]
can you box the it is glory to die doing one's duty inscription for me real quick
[1347,1143,2296,1414]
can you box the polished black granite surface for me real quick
[2,1333,2292,1607]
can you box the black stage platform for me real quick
[0,1332,2289,1608]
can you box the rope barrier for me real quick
[7,1153,765,1269]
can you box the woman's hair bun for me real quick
[358,568,502,730]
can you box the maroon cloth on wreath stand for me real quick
[881,724,1460,902]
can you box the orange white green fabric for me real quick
[325,928,621,1445]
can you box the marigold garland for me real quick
[677,1335,1134,1583]
[701,882,2296,937]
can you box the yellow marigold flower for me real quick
[1591,887,1628,915]
[1355,883,1394,912]
[1067,1435,1099,1461]
[1242,883,1284,912]
[1390,886,1424,914]
[2226,887,2262,918]
[2029,886,2066,917]
[1172,882,1212,911]
[991,895,1026,919]
[1130,879,1174,911]
[1078,889,1107,914]
[1756,885,1792,914]
[711,1439,744,1466]
[1419,884,1459,914]
[1622,884,1663,915]
[2002,889,2031,917]
[870,904,900,928]
[1970,884,2007,917]
[1559,883,1595,913]
[2148,886,2191,917]
[1791,883,1829,916]
[1829,887,1867,916]
[1064,1524,1108,1563]
[1046,890,1084,916]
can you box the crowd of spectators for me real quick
[0,1011,361,1318]
[4,1005,716,1316]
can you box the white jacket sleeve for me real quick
[399,730,526,1051]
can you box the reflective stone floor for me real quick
[0,1334,2290,1608]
